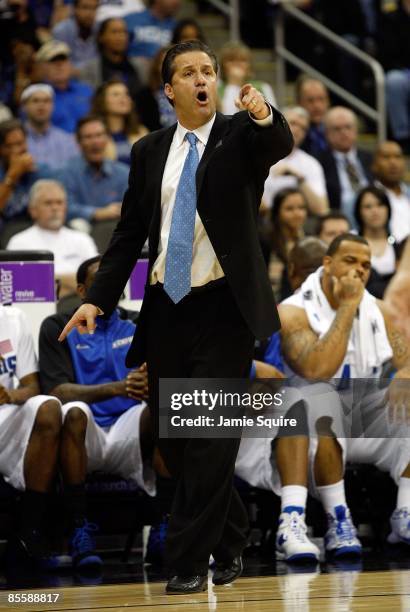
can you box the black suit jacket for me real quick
[317,148,373,210]
[86,109,293,366]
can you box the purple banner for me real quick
[129,259,149,300]
[0,262,55,303]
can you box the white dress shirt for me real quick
[381,183,410,243]
[263,147,327,208]
[150,110,273,287]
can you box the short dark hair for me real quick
[327,233,369,256]
[353,185,392,236]
[76,115,107,139]
[317,210,351,236]
[295,74,328,103]
[77,255,102,285]
[161,40,218,86]
[0,119,26,146]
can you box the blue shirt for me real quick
[263,332,285,374]
[112,132,132,165]
[52,17,98,67]
[0,163,54,226]
[51,79,93,133]
[59,156,129,220]
[26,124,79,170]
[155,88,177,127]
[66,309,138,427]
[125,9,175,58]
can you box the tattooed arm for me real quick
[378,300,410,373]
[278,303,357,380]
[378,300,410,419]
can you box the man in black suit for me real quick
[317,106,373,224]
[59,40,293,593]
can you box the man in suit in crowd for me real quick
[317,106,373,224]
[58,40,293,594]
[297,76,330,158]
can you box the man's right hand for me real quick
[332,269,365,308]
[7,152,36,181]
[93,203,122,221]
[58,303,99,341]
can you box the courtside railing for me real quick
[274,1,387,142]
[204,0,240,42]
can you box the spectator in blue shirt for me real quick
[0,119,52,246]
[125,0,180,60]
[59,115,128,226]
[21,83,79,169]
[52,0,99,67]
[36,39,93,133]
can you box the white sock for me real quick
[317,480,347,517]
[281,485,307,513]
[397,477,410,509]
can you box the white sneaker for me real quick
[387,507,410,544]
[324,505,362,557]
[276,511,320,562]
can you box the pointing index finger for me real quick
[239,83,252,100]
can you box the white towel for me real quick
[299,267,392,377]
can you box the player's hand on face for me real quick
[332,269,365,308]
[235,84,269,119]
[58,303,99,341]
[0,385,12,405]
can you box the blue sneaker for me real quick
[324,506,362,558]
[69,521,102,570]
[145,517,168,566]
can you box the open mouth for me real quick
[196,91,208,103]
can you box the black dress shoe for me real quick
[166,574,208,594]
[212,555,243,585]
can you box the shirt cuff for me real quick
[249,106,273,126]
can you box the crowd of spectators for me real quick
[0,0,409,576]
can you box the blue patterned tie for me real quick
[164,132,199,303]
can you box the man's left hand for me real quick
[126,363,149,401]
[235,84,270,120]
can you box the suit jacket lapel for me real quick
[151,124,177,210]
[196,112,229,196]
[148,124,176,262]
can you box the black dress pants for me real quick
[145,283,254,575]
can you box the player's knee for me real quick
[315,416,335,436]
[34,400,62,436]
[63,406,88,436]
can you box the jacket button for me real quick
[220,253,228,260]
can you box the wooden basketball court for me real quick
[2,569,410,611]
